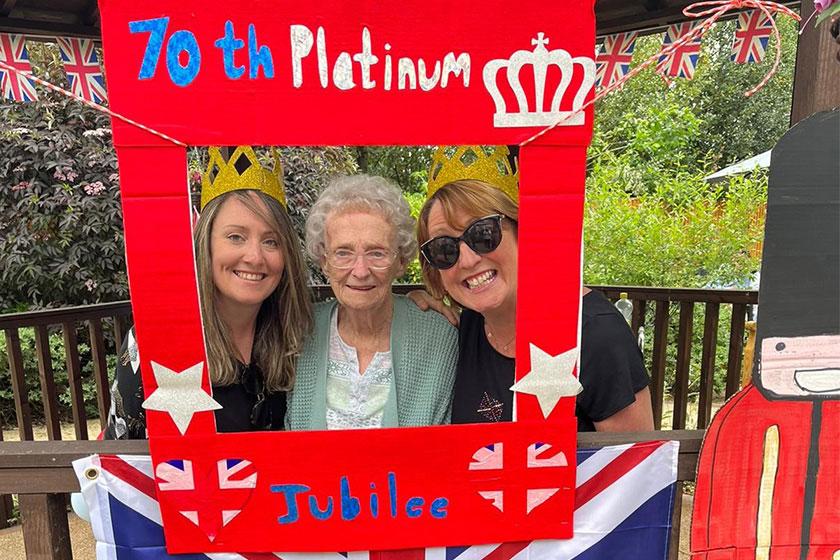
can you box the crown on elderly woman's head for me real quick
[426,145,519,203]
[201,146,287,209]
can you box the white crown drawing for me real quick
[482,33,596,128]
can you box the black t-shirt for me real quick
[450,290,650,431]
[450,308,516,424]
[104,328,286,439]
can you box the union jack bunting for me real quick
[656,23,702,79]
[73,441,679,560]
[731,10,774,64]
[595,32,638,89]
[0,33,38,102]
[56,37,108,104]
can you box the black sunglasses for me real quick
[241,364,272,430]
[420,214,506,270]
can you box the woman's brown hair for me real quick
[194,190,313,392]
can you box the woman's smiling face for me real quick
[210,193,285,315]
[425,200,517,315]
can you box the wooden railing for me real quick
[0,285,756,548]
[594,286,757,430]
[0,285,757,442]
[0,430,704,560]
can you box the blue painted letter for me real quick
[308,495,334,520]
[405,497,425,518]
[166,30,201,87]
[214,20,245,79]
[271,484,310,524]
[248,24,274,79]
[388,472,398,518]
[340,476,361,521]
[128,17,169,79]
[430,497,449,518]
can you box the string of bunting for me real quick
[0,56,187,147]
[0,0,799,151]
[521,0,800,146]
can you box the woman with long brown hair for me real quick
[105,146,312,437]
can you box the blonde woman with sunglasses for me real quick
[415,146,653,431]
[286,175,457,430]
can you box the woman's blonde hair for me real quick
[194,190,313,392]
[417,180,519,299]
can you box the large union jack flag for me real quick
[56,37,108,104]
[73,441,678,560]
[731,10,774,64]
[595,32,638,89]
[0,33,38,102]
[656,23,702,79]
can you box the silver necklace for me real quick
[485,324,515,354]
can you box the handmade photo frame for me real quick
[97,0,595,553]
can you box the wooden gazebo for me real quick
[0,1,837,559]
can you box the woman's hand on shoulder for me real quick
[406,290,460,327]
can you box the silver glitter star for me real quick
[142,361,221,435]
[510,343,582,418]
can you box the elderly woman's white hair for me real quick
[305,174,418,264]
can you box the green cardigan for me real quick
[287,295,458,430]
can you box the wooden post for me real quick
[19,494,72,560]
[791,0,840,125]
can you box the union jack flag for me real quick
[656,23,702,79]
[595,32,638,89]
[731,10,774,64]
[73,441,678,560]
[56,37,108,104]
[0,33,38,102]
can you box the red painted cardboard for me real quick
[98,0,595,552]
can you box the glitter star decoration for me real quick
[510,344,582,418]
[142,361,222,435]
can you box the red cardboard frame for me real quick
[98,0,595,553]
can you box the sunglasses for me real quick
[241,364,272,430]
[420,214,506,270]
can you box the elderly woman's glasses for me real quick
[327,249,397,271]
[420,214,505,270]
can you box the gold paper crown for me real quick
[427,145,519,203]
[201,146,286,209]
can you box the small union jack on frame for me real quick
[595,32,638,89]
[57,37,108,104]
[731,10,774,64]
[0,33,38,102]
[656,23,702,80]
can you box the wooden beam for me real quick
[19,494,72,560]
[0,0,17,17]
[791,0,840,124]
[0,16,99,39]
[596,0,800,37]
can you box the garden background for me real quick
[0,18,797,427]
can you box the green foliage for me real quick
[0,89,125,312]
[398,184,428,284]
[0,327,117,426]
[354,147,434,194]
[584,172,766,288]
[593,16,797,172]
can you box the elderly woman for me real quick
[416,146,654,431]
[287,175,457,430]
[105,147,313,438]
